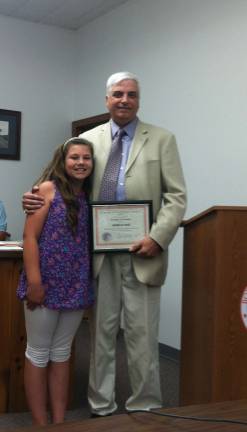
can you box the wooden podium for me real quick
[0,249,26,412]
[180,206,247,406]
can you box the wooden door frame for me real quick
[72,113,110,136]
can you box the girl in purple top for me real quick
[17,137,94,426]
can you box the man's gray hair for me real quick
[106,71,140,96]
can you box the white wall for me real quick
[1,0,247,349]
[74,0,247,348]
[0,15,76,239]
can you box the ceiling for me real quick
[0,0,129,30]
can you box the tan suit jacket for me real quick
[81,120,186,286]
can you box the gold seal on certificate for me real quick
[90,201,153,253]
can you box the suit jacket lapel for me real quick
[97,122,112,172]
[93,122,112,199]
[125,121,148,173]
[99,122,112,159]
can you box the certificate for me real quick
[90,201,153,253]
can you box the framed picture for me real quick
[90,200,153,253]
[0,109,21,160]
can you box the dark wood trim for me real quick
[182,206,247,227]
[72,113,110,136]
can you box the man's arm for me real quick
[130,132,186,257]
[22,185,45,214]
[149,133,186,250]
[0,201,9,239]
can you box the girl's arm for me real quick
[23,181,55,308]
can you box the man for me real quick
[0,200,8,240]
[23,71,186,416]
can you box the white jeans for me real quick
[24,303,83,367]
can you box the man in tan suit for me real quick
[23,71,186,417]
[80,72,186,416]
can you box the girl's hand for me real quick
[26,300,39,311]
[26,282,46,308]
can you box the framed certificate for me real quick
[90,200,153,253]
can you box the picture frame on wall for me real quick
[0,109,21,160]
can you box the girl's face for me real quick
[65,144,93,184]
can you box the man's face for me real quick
[106,79,139,126]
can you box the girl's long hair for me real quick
[35,137,94,234]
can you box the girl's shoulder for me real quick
[38,181,56,202]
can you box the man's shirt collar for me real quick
[110,117,138,140]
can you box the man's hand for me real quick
[129,236,162,258]
[22,185,44,214]
[26,282,46,310]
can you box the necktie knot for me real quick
[115,128,126,143]
[118,128,125,138]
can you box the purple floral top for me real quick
[17,185,94,310]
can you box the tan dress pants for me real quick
[88,253,162,415]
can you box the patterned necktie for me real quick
[99,128,125,201]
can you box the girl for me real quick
[17,137,94,425]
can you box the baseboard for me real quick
[159,343,180,363]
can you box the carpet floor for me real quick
[0,321,179,428]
